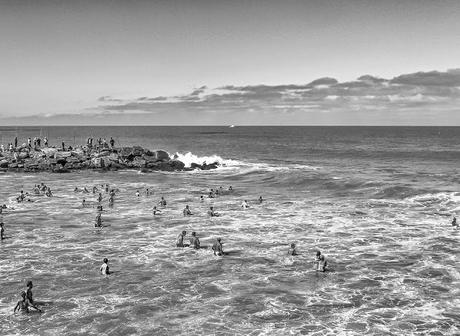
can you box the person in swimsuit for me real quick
[189,232,200,249]
[287,243,297,256]
[176,231,187,247]
[212,238,224,256]
[95,213,103,227]
[158,197,167,206]
[183,205,193,216]
[152,206,161,215]
[314,251,328,272]
[100,258,110,275]
[14,291,41,313]
[208,206,219,217]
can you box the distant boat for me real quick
[229,125,235,128]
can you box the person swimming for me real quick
[83,187,89,193]
[183,205,193,216]
[176,230,187,247]
[208,206,219,217]
[189,232,200,249]
[97,193,103,203]
[452,217,458,229]
[212,238,224,256]
[241,200,250,209]
[200,195,204,202]
[100,258,110,275]
[287,243,297,256]
[259,196,263,204]
[136,190,140,197]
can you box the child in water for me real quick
[14,291,41,313]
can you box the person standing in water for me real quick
[208,206,219,217]
[314,251,328,272]
[183,205,193,216]
[0,222,5,240]
[95,213,102,227]
[212,238,224,256]
[152,206,161,215]
[25,281,36,305]
[158,197,167,206]
[189,232,200,249]
[176,231,187,247]
[452,217,458,229]
[100,258,110,275]
[287,243,297,256]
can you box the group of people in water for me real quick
[4,175,459,315]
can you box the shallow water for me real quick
[0,127,459,335]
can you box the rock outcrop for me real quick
[0,146,219,173]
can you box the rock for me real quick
[155,150,170,161]
[168,160,185,170]
[41,148,58,158]
[18,152,29,160]
[0,160,9,168]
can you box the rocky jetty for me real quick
[0,146,219,173]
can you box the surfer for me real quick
[189,232,200,249]
[100,258,110,275]
[0,222,4,240]
[183,205,193,216]
[212,238,224,256]
[208,206,219,217]
[176,230,187,247]
[287,243,297,256]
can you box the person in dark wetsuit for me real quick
[0,222,5,240]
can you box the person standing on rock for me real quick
[14,137,18,148]
[44,137,48,147]
[61,141,65,151]
[110,137,115,148]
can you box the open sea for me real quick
[0,126,459,336]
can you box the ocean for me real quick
[0,126,459,335]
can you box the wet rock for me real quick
[0,159,8,168]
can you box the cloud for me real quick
[3,69,460,125]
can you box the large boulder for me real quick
[0,159,8,168]
[41,147,58,158]
[168,160,185,170]
[155,150,170,161]
[18,152,29,160]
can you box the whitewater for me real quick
[0,126,459,335]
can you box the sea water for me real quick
[0,126,459,335]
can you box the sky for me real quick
[1,0,460,125]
